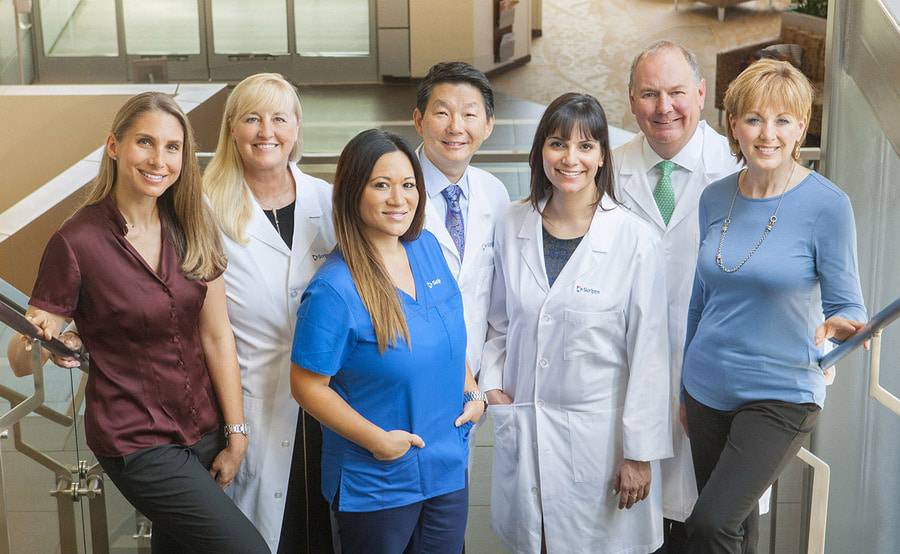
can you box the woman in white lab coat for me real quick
[204,73,336,554]
[480,92,672,553]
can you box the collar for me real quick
[640,123,704,174]
[419,147,470,200]
[100,195,130,236]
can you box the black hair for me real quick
[416,61,495,118]
[527,92,618,211]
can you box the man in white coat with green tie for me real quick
[613,41,742,553]
[413,62,510,381]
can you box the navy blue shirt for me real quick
[291,230,470,512]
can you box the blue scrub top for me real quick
[291,230,471,512]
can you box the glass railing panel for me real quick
[40,0,118,57]
[295,0,370,57]
[211,0,288,55]
[0,295,88,552]
[123,0,201,56]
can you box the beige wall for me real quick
[0,89,228,294]
[409,0,532,77]
[409,0,476,76]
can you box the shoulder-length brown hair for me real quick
[81,92,225,280]
[527,92,618,211]
[332,129,426,353]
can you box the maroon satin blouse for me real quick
[29,196,221,457]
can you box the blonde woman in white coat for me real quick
[480,93,672,553]
[204,73,336,554]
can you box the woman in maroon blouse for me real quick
[7,92,269,553]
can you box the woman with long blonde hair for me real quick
[291,129,484,554]
[202,73,337,553]
[7,92,268,553]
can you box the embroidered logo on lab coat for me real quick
[311,252,329,262]
[575,283,601,295]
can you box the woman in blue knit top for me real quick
[681,59,867,553]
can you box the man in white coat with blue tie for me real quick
[613,41,743,553]
[413,62,510,381]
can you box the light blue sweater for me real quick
[683,171,866,410]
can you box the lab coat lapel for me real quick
[518,203,549,294]
[549,197,619,295]
[460,180,491,277]
[246,194,291,257]
[288,165,326,282]
[618,143,667,232]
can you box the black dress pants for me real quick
[99,431,270,554]
[684,392,819,554]
[278,410,334,553]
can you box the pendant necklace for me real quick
[715,163,795,273]
[270,207,282,237]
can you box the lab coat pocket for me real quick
[237,396,267,481]
[563,309,625,362]
[567,409,620,484]
[490,405,518,477]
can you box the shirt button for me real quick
[542,315,552,323]
[538,358,549,368]
[274,491,283,499]
[281,440,290,447]
[531,487,538,494]
[537,400,545,408]
[290,289,299,298]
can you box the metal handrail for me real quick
[796,447,831,554]
[818,297,900,416]
[0,299,85,365]
[818,297,900,370]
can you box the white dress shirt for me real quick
[640,125,705,205]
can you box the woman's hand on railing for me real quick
[815,316,870,350]
[48,331,82,369]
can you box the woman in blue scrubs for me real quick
[290,129,486,554]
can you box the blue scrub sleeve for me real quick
[813,193,867,324]
[291,279,355,377]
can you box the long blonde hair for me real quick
[333,130,426,353]
[204,73,303,243]
[82,92,225,280]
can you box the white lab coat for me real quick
[223,163,336,552]
[479,198,673,554]
[613,121,743,522]
[422,162,510,377]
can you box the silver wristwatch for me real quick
[464,390,488,411]
[223,423,249,439]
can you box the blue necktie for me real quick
[442,185,465,260]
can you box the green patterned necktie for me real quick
[653,160,676,226]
